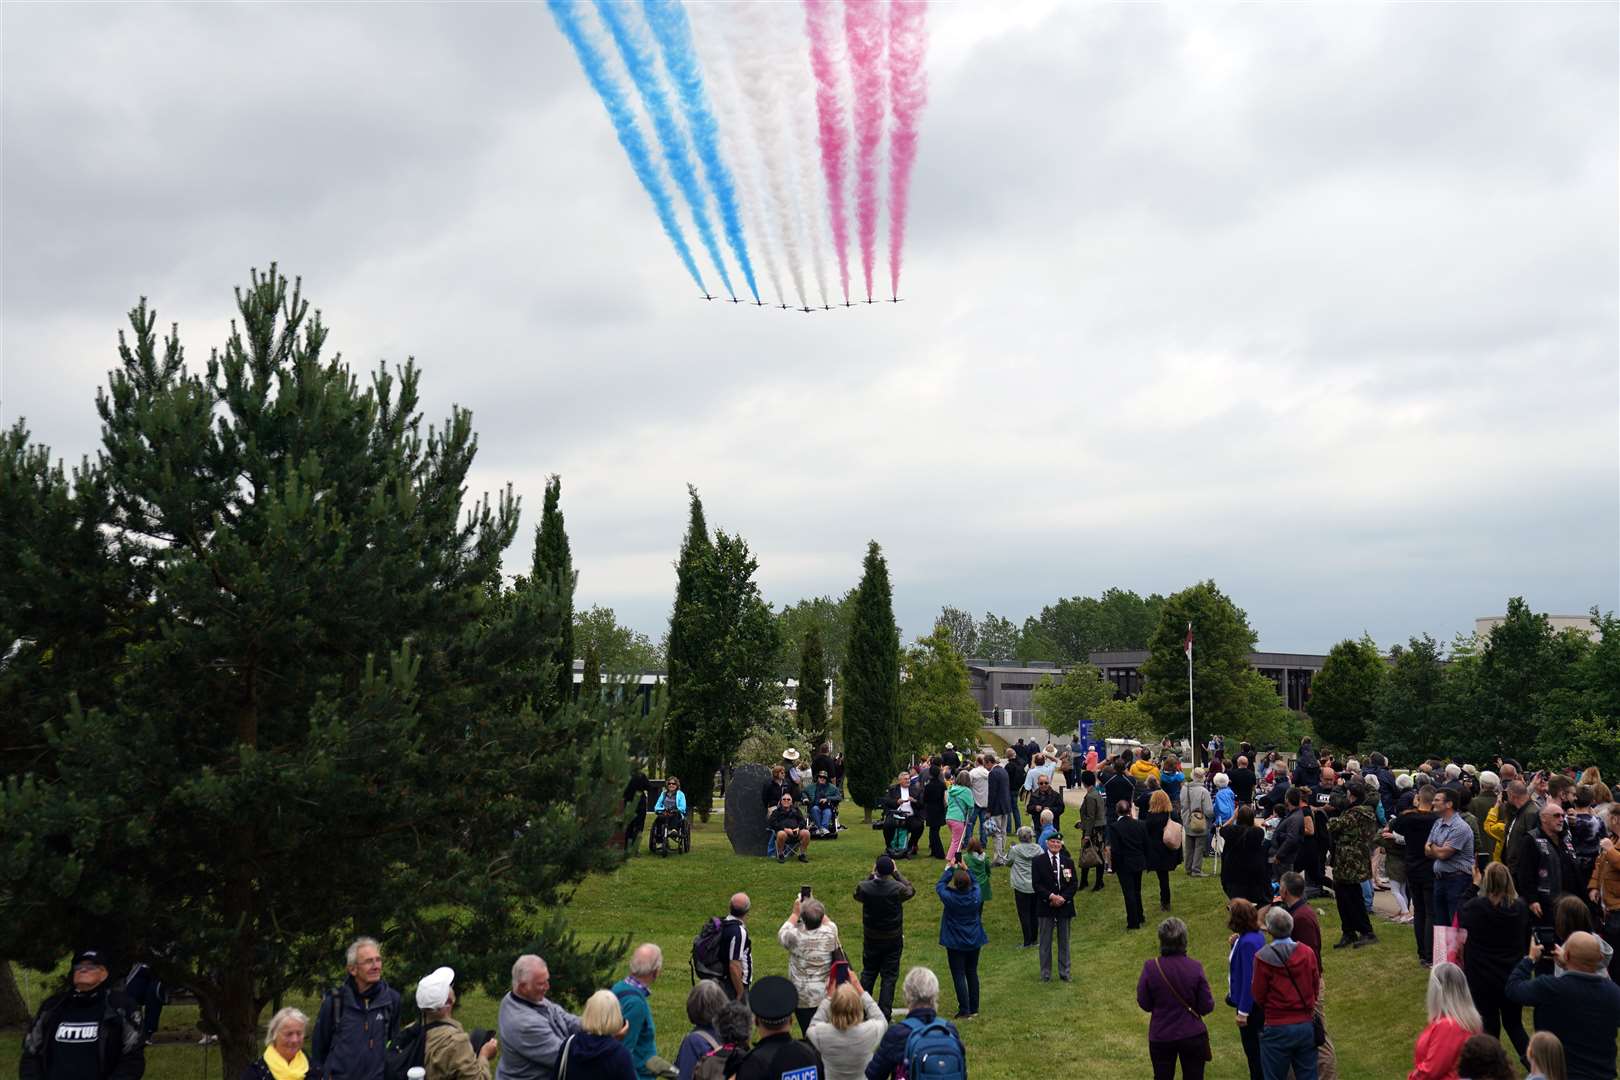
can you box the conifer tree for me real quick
[581,640,602,701]
[797,626,830,747]
[0,268,634,1077]
[843,541,900,816]
[665,487,713,794]
[535,474,576,703]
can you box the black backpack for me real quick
[383,1020,450,1080]
[692,917,727,981]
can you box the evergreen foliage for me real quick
[843,542,900,812]
[663,493,779,819]
[1307,635,1386,752]
[574,605,662,675]
[534,475,576,704]
[0,269,635,1077]
[581,640,602,700]
[664,487,713,792]
[797,626,830,747]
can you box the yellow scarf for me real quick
[263,1046,308,1080]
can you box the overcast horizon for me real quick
[4,2,1616,655]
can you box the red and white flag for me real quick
[1183,621,1194,659]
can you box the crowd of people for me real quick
[21,739,1620,1080]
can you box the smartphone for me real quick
[1533,926,1557,949]
[800,885,812,900]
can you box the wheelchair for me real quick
[806,799,841,840]
[649,807,691,856]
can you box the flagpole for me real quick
[1186,621,1195,765]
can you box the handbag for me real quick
[1280,965,1328,1048]
[1152,959,1213,1061]
[1162,818,1184,849]
[1079,837,1102,868]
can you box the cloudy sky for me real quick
[4,2,1616,653]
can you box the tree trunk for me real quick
[0,961,32,1026]
[207,969,262,1080]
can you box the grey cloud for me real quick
[3,2,1614,658]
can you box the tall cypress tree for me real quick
[797,626,830,747]
[664,486,712,789]
[843,541,900,817]
[534,474,575,703]
[581,640,602,701]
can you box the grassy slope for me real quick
[3,818,1433,1080]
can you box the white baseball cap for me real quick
[415,967,455,1010]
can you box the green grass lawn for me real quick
[2,816,1436,1080]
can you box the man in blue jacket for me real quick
[864,968,962,1080]
[310,937,401,1080]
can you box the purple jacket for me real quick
[1136,954,1215,1043]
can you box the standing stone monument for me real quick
[724,763,770,856]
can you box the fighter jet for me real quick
[753,299,766,307]
[800,306,813,314]
[779,302,790,310]
[729,297,744,304]
[701,293,715,301]
[889,297,904,303]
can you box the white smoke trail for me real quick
[714,2,809,310]
[790,43,832,309]
[688,4,787,307]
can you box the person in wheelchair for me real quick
[768,792,811,863]
[649,777,689,854]
[879,770,925,859]
[808,771,842,838]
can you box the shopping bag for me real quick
[1433,917,1467,966]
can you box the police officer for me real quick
[728,976,822,1080]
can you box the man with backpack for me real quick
[862,968,963,1080]
[416,967,498,1080]
[718,894,754,1003]
[311,938,403,1080]
[726,977,822,1080]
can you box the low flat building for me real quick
[970,649,1329,727]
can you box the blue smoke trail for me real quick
[643,0,760,303]
[547,0,706,294]
[594,1,735,300]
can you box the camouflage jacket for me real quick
[1327,804,1379,883]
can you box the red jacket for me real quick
[1251,940,1319,1027]
[1407,1017,1471,1080]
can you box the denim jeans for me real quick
[810,804,834,831]
[1432,872,1471,930]
[1361,880,1374,913]
[1260,1022,1316,1080]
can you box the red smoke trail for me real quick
[843,0,885,302]
[804,0,850,305]
[887,0,926,300]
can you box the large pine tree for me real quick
[1139,580,1259,756]
[0,268,634,1076]
[534,474,576,703]
[843,541,900,816]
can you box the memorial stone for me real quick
[724,763,771,856]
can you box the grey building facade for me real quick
[969,649,1327,726]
